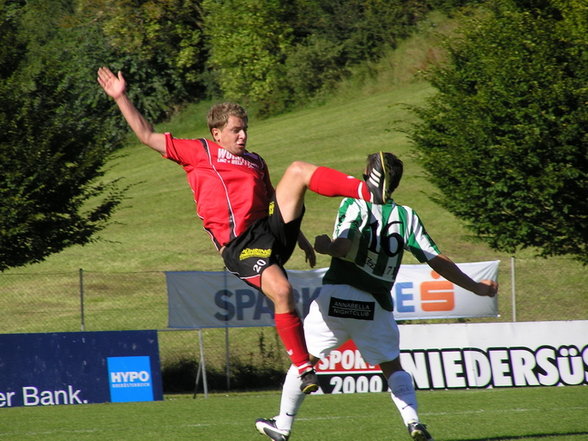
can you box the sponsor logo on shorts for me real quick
[239,247,272,260]
[328,297,375,320]
[268,201,275,216]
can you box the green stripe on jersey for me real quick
[323,199,441,310]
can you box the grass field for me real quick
[1,386,587,441]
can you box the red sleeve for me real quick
[164,132,203,166]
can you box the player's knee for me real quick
[271,286,293,308]
[285,161,314,182]
[261,275,294,309]
[379,357,403,377]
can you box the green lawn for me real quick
[1,386,586,441]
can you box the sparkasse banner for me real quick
[315,320,588,392]
[166,261,499,328]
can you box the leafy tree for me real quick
[202,0,293,115]
[202,0,436,113]
[80,0,208,122]
[409,0,587,263]
[0,0,125,271]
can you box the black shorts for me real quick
[222,197,304,289]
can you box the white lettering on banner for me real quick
[22,385,86,406]
[315,321,587,393]
[400,345,588,389]
[317,349,378,372]
[329,375,384,394]
[0,391,16,407]
[110,371,150,383]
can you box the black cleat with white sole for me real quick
[255,418,290,441]
[364,151,392,204]
[407,421,434,441]
[299,368,319,394]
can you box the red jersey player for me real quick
[98,66,392,394]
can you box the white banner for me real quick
[315,320,588,391]
[166,261,499,328]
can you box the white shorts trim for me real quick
[304,284,400,366]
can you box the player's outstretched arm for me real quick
[427,254,498,297]
[97,66,166,154]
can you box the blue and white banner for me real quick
[0,331,163,408]
[166,260,499,328]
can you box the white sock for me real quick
[275,364,306,433]
[388,370,419,425]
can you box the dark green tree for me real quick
[88,0,209,121]
[0,0,125,271]
[409,0,587,263]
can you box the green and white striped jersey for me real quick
[322,198,440,311]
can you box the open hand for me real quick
[97,66,126,100]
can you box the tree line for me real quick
[1,0,585,270]
[411,0,587,263]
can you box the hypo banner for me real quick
[315,320,588,392]
[0,331,163,408]
[166,261,499,328]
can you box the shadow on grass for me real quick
[162,358,285,394]
[454,431,588,441]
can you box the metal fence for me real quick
[1,256,586,391]
[0,269,290,393]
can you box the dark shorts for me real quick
[222,197,304,289]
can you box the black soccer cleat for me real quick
[407,421,434,441]
[299,368,319,394]
[255,418,290,441]
[365,151,392,204]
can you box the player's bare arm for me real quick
[428,254,498,297]
[97,66,166,154]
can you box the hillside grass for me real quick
[0,12,585,377]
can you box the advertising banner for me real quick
[166,261,499,328]
[315,320,588,392]
[0,330,163,408]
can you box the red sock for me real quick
[274,311,312,375]
[308,166,371,201]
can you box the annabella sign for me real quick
[314,320,588,393]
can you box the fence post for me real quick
[225,328,231,391]
[510,257,516,322]
[79,268,86,331]
[223,268,231,391]
[193,329,208,398]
